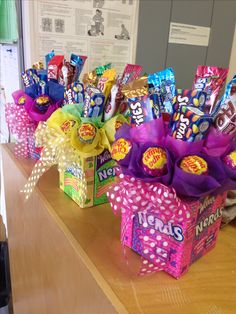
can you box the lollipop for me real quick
[142,147,167,177]
[223,151,236,170]
[35,95,51,113]
[180,155,208,175]
[111,138,132,165]
[78,123,96,144]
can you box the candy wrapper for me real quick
[122,76,161,126]
[104,63,143,121]
[148,68,176,114]
[108,175,226,278]
[64,81,84,105]
[170,105,212,142]
[97,68,116,102]
[193,65,228,114]
[70,54,87,82]
[172,89,206,112]
[82,86,105,118]
[213,77,236,135]
[22,105,128,207]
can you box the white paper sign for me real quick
[22,0,139,75]
[169,22,210,47]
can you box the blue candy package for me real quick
[64,81,85,105]
[70,54,87,81]
[47,80,64,103]
[82,86,105,118]
[148,68,176,114]
[25,84,39,98]
[212,77,236,118]
[21,69,39,88]
[45,50,55,69]
[128,94,161,127]
[37,70,48,95]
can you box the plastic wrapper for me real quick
[173,89,206,112]
[213,77,236,135]
[148,68,176,114]
[170,105,212,142]
[193,65,228,114]
[104,64,143,121]
[64,81,84,104]
[82,86,105,118]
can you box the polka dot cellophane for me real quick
[5,103,38,158]
[107,173,192,277]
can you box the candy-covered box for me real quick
[60,149,118,207]
[108,175,226,278]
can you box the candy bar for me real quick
[104,64,143,121]
[97,68,116,101]
[45,50,55,69]
[64,81,84,104]
[193,65,228,114]
[148,68,176,114]
[173,89,206,112]
[171,106,212,142]
[82,86,105,117]
[59,61,74,86]
[70,54,87,81]
[21,69,39,88]
[214,78,236,135]
[48,55,64,81]
[128,94,160,127]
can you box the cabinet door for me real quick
[165,0,213,88]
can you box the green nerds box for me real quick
[59,150,118,207]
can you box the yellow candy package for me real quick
[97,68,116,101]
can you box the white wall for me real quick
[227,23,236,82]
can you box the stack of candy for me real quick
[22,60,143,207]
[108,65,236,278]
[5,50,88,159]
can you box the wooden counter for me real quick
[2,143,236,314]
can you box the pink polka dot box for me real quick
[108,174,226,279]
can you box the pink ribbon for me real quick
[107,174,192,276]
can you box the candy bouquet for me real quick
[108,66,236,278]
[5,50,87,159]
[22,62,143,207]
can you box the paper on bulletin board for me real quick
[168,22,210,47]
[23,0,139,75]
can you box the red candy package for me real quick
[58,61,74,86]
[48,55,64,81]
[193,65,228,114]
